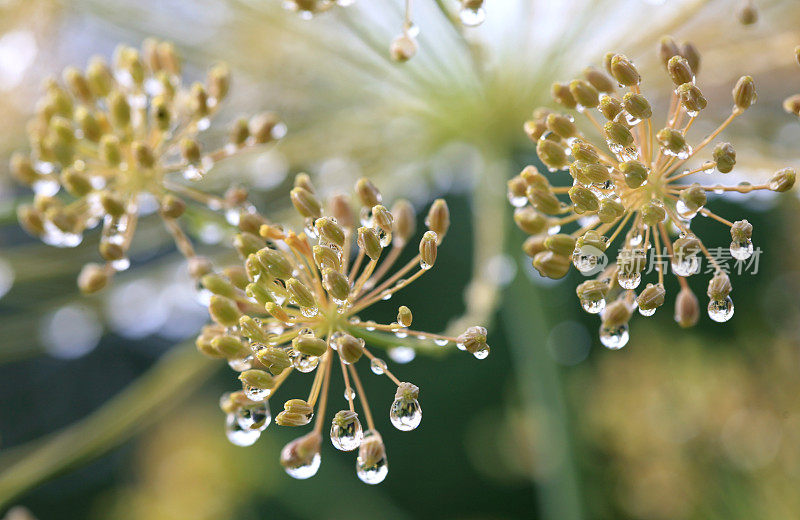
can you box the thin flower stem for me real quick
[313,347,333,435]
[348,364,375,431]
[361,347,401,386]
[339,356,355,412]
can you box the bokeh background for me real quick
[2,1,800,519]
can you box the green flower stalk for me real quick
[510,37,795,349]
[202,174,490,483]
[10,39,284,293]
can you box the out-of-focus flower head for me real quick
[508,38,795,349]
[198,174,490,483]
[10,38,284,293]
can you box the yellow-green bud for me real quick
[315,217,345,248]
[372,204,394,234]
[100,191,126,218]
[675,286,700,327]
[622,92,652,120]
[667,55,693,85]
[78,263,110,294]
[677,83,707,113]
[732,76,757,111]
[323,268,350,301]
[132,141,155,169]
[293,334,327,357]
[180,138,201,165]
[419,230,438,268]
[392,199,416,244]
[536,139,568,170]
[355,178,382,207]
[246,282,275,306]
[620,160,648,189]
[532,251,571,279]
[544,233,576,256]
[522,235,547,258]
[456,326,488,355]
[602,300,632,327]
[769,167,795,192]
[209,295,241,327]
[201,273,237,298]
[641,200,666,225]
[597,199,625,223]
[657,127,686,154]
[707,272,732,300]
[576,280,609,302]
[731,219,752,242]
[526,185,561,215]
[74,107,102,142]
[61,167,93,197]
[159,194,186,219]
[582,162,612,184]
[358,226,383,261]
[337,333,365,364]
[100,135,122,167]
[397,306,412,327]
[551,82,577,109]
[257,347,292,375]
[513,206,548,234]
[108,90,131,127]
[582,66,615,93]
[599,95,623,121]
[546,113,577,139]
[571,141,599,163]
[239,369,274,391]
[425,199,450,240]
[568,185,600,213]
[679,184,707,213]
[211,335,250,359]
[230,118,249,145]
[250,112,281,143]
[287,278,316,309]
[569,79,599,108]
[207,63,231,100]
[637,283,666,311]
[610,54,640,86]
[86,57,113,97]
[712,142,736,173]
[257,248,292,280]
[604,121,634,147]
[659,36,680,68]
[313,245,341,272]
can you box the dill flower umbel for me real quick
[10,39,284,293]
[197,174,490,484]
[508,37,795,349]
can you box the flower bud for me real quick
[637,283,666,311]
[620,160,648,189]
[209,295,241,327]
[732,76,757,111]
[659,36,680,68]
[250,112,281,143]
[280,432,321,471]
[330,194,354,229]
[597,199,624,223]
[391,199,416,244]
[372,205,394,235]
[731,219,753,242]
[604,121,634,147]
[679,184,707,213]
[277,399,314,426]
[544,233,576,256]
[522,235,547,257]
[239,369,274,391]
[358,226,383,261]
[681,42,701,74]
[667,55,693,85]
[419,230,438,269]
[313,245,341,272]
[256,248,292,280]
[86,56,113,97]
[456,326,488,355]
[266,302,291,323]
[599,95,623,121]
[582,66,615,93]
[568,185,600,213]
[108,90,131,128]
[673,236,701,260]
[738,1,758,25]
[78,263,110,294]
[208,63,231,100]
[390,34,418,62]
[246,282,275,306]
[546,113,577,139]
[536,139,568,170]
[188,256,213,279]
[337,334,365,364]
[610,54,640,86]
[532,251,571,279]
[602,299,632,328]
[622,92,652,120]
[159,194,186,219]
[523,119,547,141]
[571,141,599,163]
[100,135,122,167]
[397,306,413,327]
[211,335,250,359]
[675,286,700,328]
[180,138,201,165]
[132,141,155,169]
[74,107,102,142]
[707,272,732,300]
[513,206,548,234]
[239,315,272,343]
[230,118,250,146]
[641,200,666,225]
[355,178,382,207]
[201,273,237,298]
[425,199,450,240]
[569,80,599,108]
[287,278,316,309]
[234,232,263,259]
[323,268,350,301]
[576,280,609,302]
[293,334,327,357]
[657,127,687,154]
[315,217,345,248]
[257,346,292,375]
[677,83,707,113]
[61,167,93,197]
[290,187,322,219]
[712,142,736,173]
[551,82,577,109]
[769,167,795,192]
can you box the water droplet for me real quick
[381,291,392,301]
[225,414,261,446]
[292,350,320,373]
[617,271,642,290]
[730,239,753,260]
[284,452,321,479]
[507,191,527,208]
[370,358,387,375]
[639,307,656,317]
[356,451,388,485]
[228,355,253,372]
[390,397,422,431]
[331,414,363,451]
[671,256,701,277]
[473,345,490,359]
[420,259,433,270]
[433,338,449,346]
[599,323,629,350]
[111,257,130,271]
[388,346,415,363]
[394,330,408,339]
[456,342,466,351]
[300,306,319,318]
[458,6,486,26]
[182,165,204,181]
[244,385,271,401]
[572,247,605,274]
[708,297,734,322]
[32,178,60,197]
[581,297,606,314]
[236,401,271,431]
[344,387,356,401]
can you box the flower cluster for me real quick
[10,39,284,293]
[282,0,486,62]
[508,37,795,349]
[196,174,490,483]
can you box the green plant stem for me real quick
[502,264,585,520]
[0,341,217,507]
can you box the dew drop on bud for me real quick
[730,239,753,260]
[390,397,422,431]
[331,413,364,451]
[225,413,261,446]
[283,453,321,479]
[370,358,387,375]
[581,297,606,314]
[236,401,271,431]
[292,351,320,373]
[473,345,490,359]
[599,323,629,350]
[458,6,486,26]
[708,297,734,322]
[617,271,642,290]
